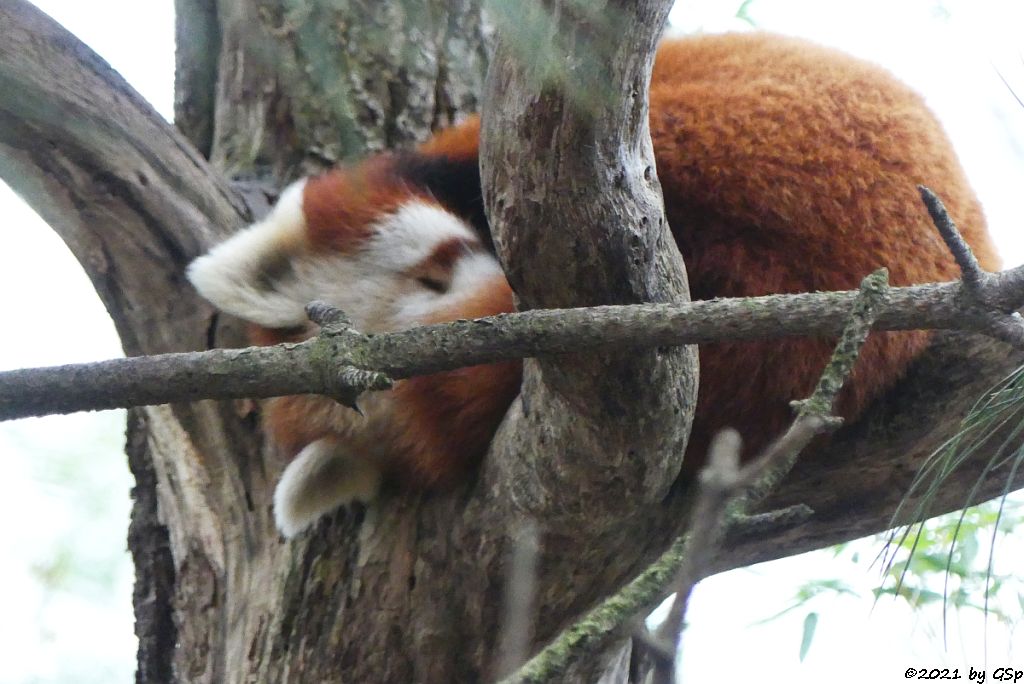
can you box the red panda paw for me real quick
[273,437,383,538]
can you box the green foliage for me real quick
[879,499,1024,634]
[734,0,758,26]
[894,364,1024,535]
[879,363,1024,635]
[799,611,817,662]
[766,498,1024,660]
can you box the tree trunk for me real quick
[3,1,1024,682]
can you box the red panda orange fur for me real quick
[391,278,520,485]
[649,34,998,460]
[302,157,436,251]
[249,33,998,489]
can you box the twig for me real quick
[649,430,743,683]
[497,531,688,684]
[4,267,1024,421]
[918,186,989,296]
[917,186,1024,356]
[738,268,889,500]
[724,504,815,542]
[495,519,541,680]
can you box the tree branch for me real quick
[647,270,887,683]
[5,268,1024,421]
[918,185,1024,347]
[479,0,693,528]
[507,270,887,684]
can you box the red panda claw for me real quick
[330,367,393,412]
[306,301,355,332]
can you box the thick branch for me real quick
[481,0,694,526]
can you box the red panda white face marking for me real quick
[355,202,504,331]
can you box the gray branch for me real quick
[648,270,888,684]
[918,186,1024,347]
[4,269,1024,421]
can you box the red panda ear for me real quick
[416,115,480,162]
[187,179,317,328]
[301,158,413,252]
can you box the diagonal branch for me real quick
[918,186,1024,347]
[647,269,888,683]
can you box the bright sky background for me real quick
[1,1,1022,682]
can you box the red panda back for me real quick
[649,33,998,458]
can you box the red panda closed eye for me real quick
[188,32,999,538]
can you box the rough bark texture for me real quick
[4,1,1024,683]
[126,409,177,684]
[175,0,490,181]
[480,1,696,530]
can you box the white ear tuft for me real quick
[273,438,382,538]
[187,179,314,327]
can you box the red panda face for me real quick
[187,171,505,337]
[348,201,504,333]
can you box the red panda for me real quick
[187,33,999,538]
